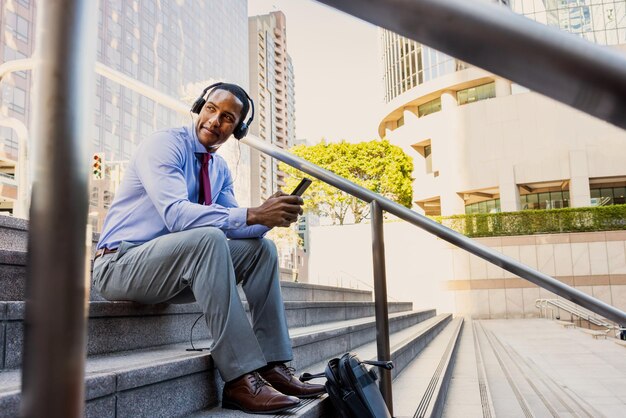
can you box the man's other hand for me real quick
[247,194,304,228]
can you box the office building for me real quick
[248,11,296,206]
[0,0,250,228]
[379,0,626,217]
[376,0,626,319]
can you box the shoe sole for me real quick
[295,391,326,399]
[222,399,301,415]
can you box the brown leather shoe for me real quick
[222,372,300,414]
[260,363,326,398]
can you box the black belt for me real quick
[94,247,117,261]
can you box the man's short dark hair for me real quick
[210,83,250,124]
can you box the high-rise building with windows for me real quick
[0,0,250,228]
[0,0,36,214]
[248,11,296,206]
[378,0,626,217]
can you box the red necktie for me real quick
[198,153,212,205]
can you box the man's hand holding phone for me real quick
[246,178,312,228]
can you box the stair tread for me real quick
[472,319,623,418]
[189,313,453,417]
[1,309,435,390]
[0,340,215,397]
[0,249,26,265]
[288,308,434,338]
[187,396,329,418]
[442,319,493,418]
[392,317,463,417]
[300,313,451,375]
[0,299,411,320]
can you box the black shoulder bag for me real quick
[301,352,394,418]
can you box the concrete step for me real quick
[0,216,38,253]
[189,313,454,418]
[392,317,464,417]
[442,319,495,418]
[0,312,446,417]
[0,249,373,303]
[0,342,219,418]
[1,299,414,370]
[472,319,610,418]
[288,309,437,371]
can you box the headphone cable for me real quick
[186,313,210,352]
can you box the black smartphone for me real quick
[291,177,312,196]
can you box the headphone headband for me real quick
[190,82,255,140]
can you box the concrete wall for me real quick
[308,221,626,319]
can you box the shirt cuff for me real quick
[228,207,249,229]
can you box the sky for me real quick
[247,0,384,144]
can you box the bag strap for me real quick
[362,359,394,370]
[325,358,343,390]
[299,371,325,382]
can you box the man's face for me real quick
[195,89,243,151]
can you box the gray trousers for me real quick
[92,227,293,382]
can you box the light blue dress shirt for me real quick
[97,124,269,250]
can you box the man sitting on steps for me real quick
[92,82,325,414]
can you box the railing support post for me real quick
[370,201,393,414]
[20,1,97,417]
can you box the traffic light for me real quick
[92,153,103,179]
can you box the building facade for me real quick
[0,0,250,228]
[0,0,35,215]
[376,0,626,319]
[248,11,296,206]
[378,0,626,217]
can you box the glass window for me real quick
[526,194,539,210]
[12,87,26,112]
[538,192,550,209]
[599,188,614,205]
[519,191,570,210]
[590,188,601,199]
[418,98,442,117]
[464,198,501,214]
[457,82,496,105]
[614,187,626,205]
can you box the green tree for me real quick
[280,139,413,225]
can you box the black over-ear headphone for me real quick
[190,82,255,140]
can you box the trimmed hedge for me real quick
[432,205,626,238]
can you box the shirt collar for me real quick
[187,122,211,155]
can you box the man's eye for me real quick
[225,116,234,123]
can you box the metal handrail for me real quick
[242,134,626,326]
[245,133,626,407]
[20,1,98,417]
[536,298,618,330]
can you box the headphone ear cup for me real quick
[234,123,248,140]
[191,98,205,114]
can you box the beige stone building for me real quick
[373,0,626,318]
[379,1,626,217]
